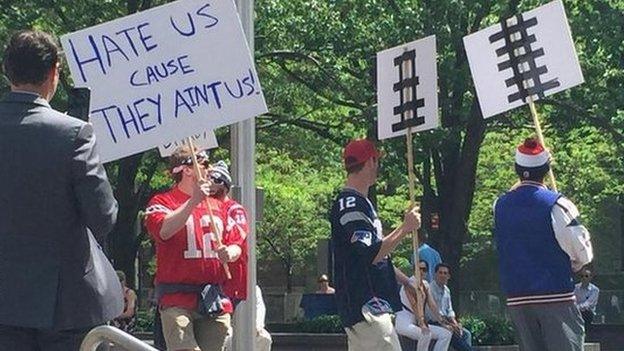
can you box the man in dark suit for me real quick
[0,30,122,350]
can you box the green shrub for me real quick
[134,309,155,333]
[460,314,516,345]
[295,315,344,333]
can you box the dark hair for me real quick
[515,162,550,182]
[435,263,451,273]
[418,259,429,271]
[3,30,59,85]
[345,157,366,174]
[580,267,592,275]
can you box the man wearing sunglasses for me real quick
[145,147,241,351]
[574,268,599,329]
[208,160,249,306]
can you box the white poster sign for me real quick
[158,130,218,157]
[61,0,267,162]
[463,0,583,119]
[377,35,438,140]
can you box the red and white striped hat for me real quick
[515,138,550,168]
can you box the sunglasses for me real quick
[181,151,209,167]
[210,176,225,185]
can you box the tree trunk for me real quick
[109,154,143,287]
[286,263,293,293]
[436,100,487,307]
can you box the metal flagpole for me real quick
[232,1,257,351]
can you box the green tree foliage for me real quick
[256,147,342,291]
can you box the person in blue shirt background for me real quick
[412,230,442,282]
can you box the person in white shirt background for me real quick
[574,268,599,328]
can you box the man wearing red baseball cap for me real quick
[330,138,421,351]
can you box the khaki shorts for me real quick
[345,309,401,351]
[160,307,231,351]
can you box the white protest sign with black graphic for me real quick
[377,35,438,140]
[463,0,583,119]
[158,130,218,157]
[61,0,267,162]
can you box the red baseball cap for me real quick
[343,139,381,168]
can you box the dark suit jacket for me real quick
[0,91,123,330]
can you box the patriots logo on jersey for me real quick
[351,230,373,246]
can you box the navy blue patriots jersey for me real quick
[329,188,402,327]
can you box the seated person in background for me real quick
[413,230,442,282]
[316,274,336,294]
[574,267,599,328]
[427,263,473,351]
[395,260,452,351]
[111,271,137,333]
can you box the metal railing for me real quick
[79,325,158,351]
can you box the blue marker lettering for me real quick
[101,35,130,67]
[196,3,219,29]
[170,13,196,37]
[137,22,158,52]
[129,70,148,87]
[205,81,223,109]
[224,79,244,99]
[177,55,195,74]
[68,36,106,83]
[118,105,141,139]
[175,89,195,117]
[91,105,118,143]
[115,27,140,57]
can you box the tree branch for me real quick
[264,233,290,269]
[540,98,624,146]
[259,51,367,110]
[259,112,345,145]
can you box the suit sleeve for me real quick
[335,196,382,265]
[71,123,118,244]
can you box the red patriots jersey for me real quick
[220,198,249,302]
[145,186,233,310]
